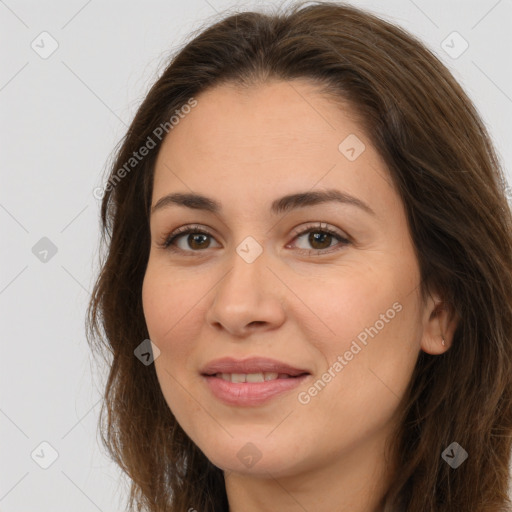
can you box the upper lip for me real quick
[200,357,310,377]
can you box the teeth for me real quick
[218,372,281,382]
[246,373,264,382]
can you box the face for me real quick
[142,80,437,480]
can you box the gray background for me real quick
[1,0,511,510]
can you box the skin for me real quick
[142,80,458,512]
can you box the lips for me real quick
[200,357,311,406]
[200,357,309,377]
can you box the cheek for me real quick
[142,261,196,346]
[142,265,204,428]
[299,262,420,398]
[296,263,396,348]
[142,261,210,403]
[293,297,417,462]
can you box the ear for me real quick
[420,292,459,355]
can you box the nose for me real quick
[205,246,286,338]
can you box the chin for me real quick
[195,434,306,477]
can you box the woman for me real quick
[86,2,512,511]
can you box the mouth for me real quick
[206,372,308,383]
[200,356,309,377]
[200,357,311,406]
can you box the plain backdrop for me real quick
[1,0,511,510]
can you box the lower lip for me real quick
[202,374,309,406]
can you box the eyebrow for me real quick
[151,189,375,217]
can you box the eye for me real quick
[158,224,219,254]
[158,222,350,256]
[288,222,350,255]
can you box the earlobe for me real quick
[420,298,458,355]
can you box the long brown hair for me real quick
[86,2,512,510]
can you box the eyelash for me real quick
[157,222,351,256]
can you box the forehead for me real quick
[151,80,394,218]
[158,79,363,156]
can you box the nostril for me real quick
[248,321,265,327]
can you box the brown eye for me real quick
[160,225,220,253]
[185,233,211,250]
[290,224,350,255]
[306,231,335,250]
